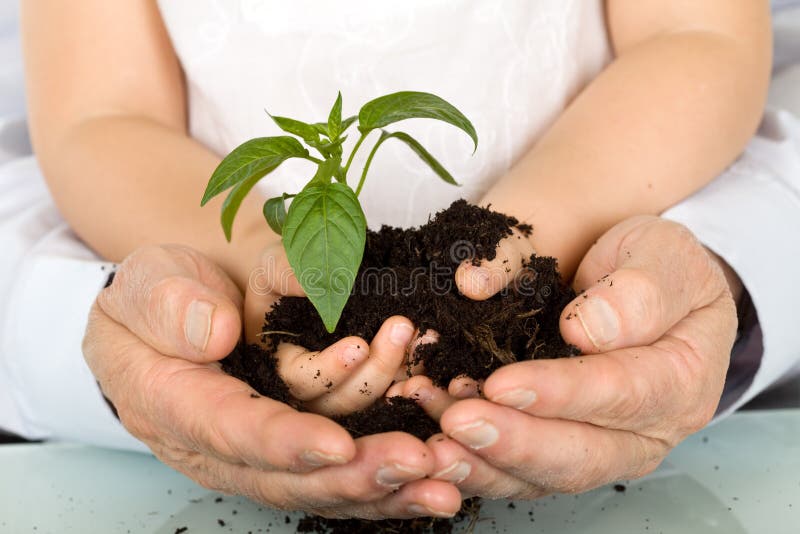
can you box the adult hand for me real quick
[402,216,738,498]
[245,242,433,416]
[83,244,460,518]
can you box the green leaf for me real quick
[314,116,356,139]
[341,115,357,134]
[282,182,366,332]
[327,92,342,140]
[201,136,308,205]
[379,131,459,185]
[307,155,342,188]
[220,173,262,241]
[263,195,288,235]
[269,114,320,144]
[308,135,348,159]
[358,91,478,151]
[312,122,330,137]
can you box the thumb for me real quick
[455,229,535,300]
[244,241,306,344]
[560,216,728,353]
[98,245,242,362]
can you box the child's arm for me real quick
[21,1,271,290]
[476,0,771,280]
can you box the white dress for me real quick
[157,0,610,228]
[1,1,799,450]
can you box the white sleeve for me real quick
[662,107,800,417]
[0,155,148,452]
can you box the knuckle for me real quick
[334,477,378,503]
[655,337,721,438]
[148,275,187,320]
[618,268,660,327]
[592,356,644,424]
[628,438,669,479]
[512,485,548,500]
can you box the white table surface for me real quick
[0,409,798,534]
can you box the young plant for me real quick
[201,91,477,332]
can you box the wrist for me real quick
[479,184,607,280]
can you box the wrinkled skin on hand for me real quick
[391,216,737,498]
[83,244,460,518]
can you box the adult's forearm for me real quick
[39,115,273,289]
[482,31,770,277]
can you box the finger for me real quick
[393,375,457,421]
[448,376,482,399]
[455,229,535,301]
[358,479,461,519]
[275,337,370,401]
[250,432,436,509]
[485,297,735,437]
[98,245,242,362]
[427,433,539,499]
[152,444,460,519]
[440,399,667,493]
[561,216,728,352]
[307,317,415,415]
[320,479,462,520]
[393,328,439,382]
[245,242,305,344]
[85,310,356,472]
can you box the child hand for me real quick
[245,242,432,416]
[454,227,537,302]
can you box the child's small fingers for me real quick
[448,377,483,399]
[386,381,407,398]
[398,375,457,421]
[454,229,535,301]
[307,316,415,416]
[275,337,369,401]
[393,328,440,382]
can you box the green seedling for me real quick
[202,91,477,332]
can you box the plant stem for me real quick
[342,131,368,181]
[304,155,325,165]
[355,133,389,197]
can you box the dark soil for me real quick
[221,199,579,533]
[295,498,482,534]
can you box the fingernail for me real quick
[407,503,455,518]
[185,300,215,351]
[432,461,471,483]
[449,419,499,450]
[418,331,439,345]
[492,388,537,410]
[452,380,479,399]
[341,343,367,366]
[376,463,427,488]
[301,450,348,467]
[469,267,490,294]
[576,296,619,348]
[409,386,433,403]
[389,322,414,347]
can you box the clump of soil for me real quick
[225,199,577,402]
[334,396,441,441]
[296,497,482,534]
[221,199,579,533]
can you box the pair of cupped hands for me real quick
[83,216,737,519]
